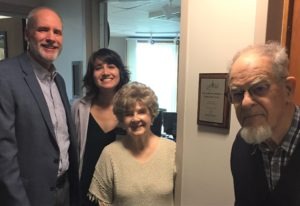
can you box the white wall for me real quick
[41,0,86,100]
[175,0,268,205]
[109,36,127,65]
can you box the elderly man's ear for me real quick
[285,76,296,100]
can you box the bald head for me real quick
[26,7,63,31]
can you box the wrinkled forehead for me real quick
[229,53,274,87]
[230,69,273,87]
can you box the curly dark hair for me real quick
[83,48,130,97]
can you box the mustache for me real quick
[240,107,265,117]
[239,108,266,123]
[41,41,59,49]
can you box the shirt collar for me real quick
[280,105,300,154]
[256,105,300,155]
[27,53,57,81]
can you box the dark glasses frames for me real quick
[229,82,271,104]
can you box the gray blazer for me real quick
[0,53,80,206]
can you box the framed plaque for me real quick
[197,73,230,129]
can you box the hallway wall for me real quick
[176,0,268,205]
[41,0,86,100]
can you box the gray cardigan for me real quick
[71,97,92,177]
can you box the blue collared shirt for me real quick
[29,54,70,177]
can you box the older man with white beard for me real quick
[229,42,300,206]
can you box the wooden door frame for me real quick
[267,0,300,104]
[281,0,294,55]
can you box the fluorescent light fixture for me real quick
[0,15,12,19]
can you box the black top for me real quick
[231,133,300,206]
[80,113,117,206]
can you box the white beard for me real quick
[240,125,272,144]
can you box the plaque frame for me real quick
[197,73,231,129]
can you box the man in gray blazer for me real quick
[0,7,79,206]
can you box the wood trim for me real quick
[282,0,294,55]
[266,1,284,42]
[288,0,300,104]
[281,0,290,46]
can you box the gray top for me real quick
[89,137,176,206]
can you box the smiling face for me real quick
[26,8,63,69]
[229,52,291,144]
[123,101,153,139]
[93,58,121,92]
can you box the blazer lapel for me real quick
[19,54,56,140]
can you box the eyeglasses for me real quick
[229,82,271,104]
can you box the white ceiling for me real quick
[107,0,181,38]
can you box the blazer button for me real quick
[53,158,59,164]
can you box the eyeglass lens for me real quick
[229,82,270,103]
